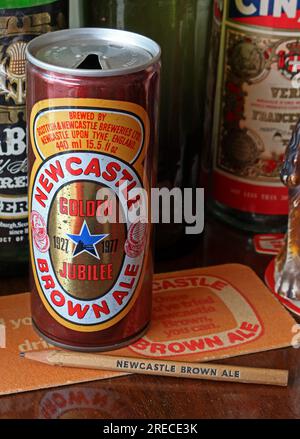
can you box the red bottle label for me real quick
[212,0,300,215]
[229,0,300,29]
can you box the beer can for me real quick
[26,28,161,351]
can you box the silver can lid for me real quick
[26,28,161,77]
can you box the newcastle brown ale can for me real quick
[26,28,161,351]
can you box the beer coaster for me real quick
[253,234,284,255]
[0,264,295,396]
[265,259,300,317]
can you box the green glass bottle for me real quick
[82,0,212,255]
[0,0,68,275]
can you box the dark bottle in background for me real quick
[82,0,212,256]
[0,0,69,275]
[201,0,223,192]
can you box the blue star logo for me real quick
[67,221,108,260]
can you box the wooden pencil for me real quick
[20,350,289,387]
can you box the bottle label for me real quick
[0,1,67,249]
[29,98,150,332]
[212,0,300,215]
[229,0,300,29]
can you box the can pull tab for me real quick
[76,54,103,70]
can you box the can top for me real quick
[26,28,161,77]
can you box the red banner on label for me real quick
[213,172,288,215]
[231,15,300,30]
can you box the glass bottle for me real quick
[82,0,212,256]
[0,0,69,275]
[210,0,295,232]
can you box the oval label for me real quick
[29,99,150,332]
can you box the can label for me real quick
[29,98,150,332]
[0,1,67,248]
[212,0,300,215]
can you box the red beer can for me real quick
[26,28,161,351]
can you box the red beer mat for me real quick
[265,259,300,317]
[0,264,295,396]
[253,234,285,255]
